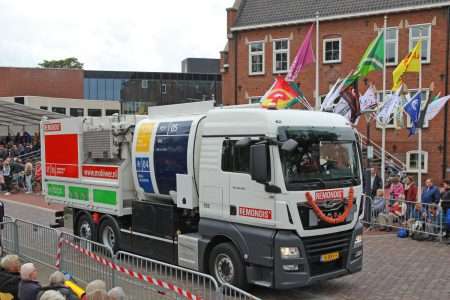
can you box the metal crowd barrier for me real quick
[0,217,259,300]
[365,197,444,241]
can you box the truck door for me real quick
[222,139,276,227]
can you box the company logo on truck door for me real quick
[82,165,118,180]
[44,123,61,132]
[315,190,344,202]
[239,206,273,220]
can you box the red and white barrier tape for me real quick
[56,238,201,300]
[55,234,63,269]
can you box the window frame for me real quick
[248,41,265,75]
[406,150,428,173]
[384,27,399,66]
[323,37,342,64]
[272,38,290,74]
[221,139,252,174]
[409,24,432,64]
[248,96,262,104]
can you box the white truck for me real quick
[41,101,364,289]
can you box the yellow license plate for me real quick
[320,251,340,262]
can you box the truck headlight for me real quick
[280,247,300,259]
[353,234,363,248]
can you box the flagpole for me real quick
[315,12,320,110]
[381,15,387,190]
[418,32,423,202]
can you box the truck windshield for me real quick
[278,127,361,190]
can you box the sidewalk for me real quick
[0,192,63,211]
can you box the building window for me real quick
[323,38,341,64]
[385,28,399,65]
[87,109,102,116]
[248,96,262,104]
[106,109,120,116]
[14,97,25,104]
[142,80,148,89]
[406,150,428,173]
[52,107,66,115]
[273,39,289,73]
[161,83,167,95]
[409,24,431,63]
[39,106,48,111]
[70,108,84,117]
[249,41,265,75]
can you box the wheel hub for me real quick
[102,226,115,249]
[79,222,92,240]
[215,254,234,284]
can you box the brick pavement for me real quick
[254,233,450,300]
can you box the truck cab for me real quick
[193,108,363,289]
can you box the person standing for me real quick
[404,176,417,218]
[389,175,404,203]
[369,168,383,199]
[3,159,12,196]
[421,178,441,205]
[440,180,450,241]
[0,255,21,300]
[24,159,33,194]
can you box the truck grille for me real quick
[302,230,353,276]
[297,201,353,230]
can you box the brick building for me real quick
[221,0,450,182]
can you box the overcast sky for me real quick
[0,0,233,72]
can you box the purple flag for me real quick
[286,24,315,82]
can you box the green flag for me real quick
[344,31,385,87]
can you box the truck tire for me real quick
[76,213,95,241]
[98,216,121,253]
[209,242,247,289]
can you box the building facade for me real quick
[221,0,450,181]
[0,66,222,115]
[84,70,221,114]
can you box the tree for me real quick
[38,57,84,69]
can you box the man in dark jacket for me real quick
[18,263,41,300]
[0,255,21,300]
[421,179,441,204]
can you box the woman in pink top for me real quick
[389,176,405,200]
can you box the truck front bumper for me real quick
[249,222,363,289]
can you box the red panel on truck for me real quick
[45,134,79,178]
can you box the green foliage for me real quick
[38,57,84,69]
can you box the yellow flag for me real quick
[392,40,422,90]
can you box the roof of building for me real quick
[232,0,450,30]
[0,100,66,127]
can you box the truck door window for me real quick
[221,140,250,173]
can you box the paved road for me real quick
[253,234,450,300]
[2,195,450,299]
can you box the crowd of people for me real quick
[366,168,450,242]
[0,132,41,196]
[0,254,127,300]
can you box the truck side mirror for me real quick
[250,143,270,183]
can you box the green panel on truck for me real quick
[68,186,89,201]
[93,189,117,205]
[48,183,65,197]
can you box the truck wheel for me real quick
[209,243,247,289]
[76,213,94,241]
[98,216,120,252]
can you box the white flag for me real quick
[333,98,352,121]
[424,95,450,122]
[376,92,401,126]
[359,86,377,112]
[320,78,343,111]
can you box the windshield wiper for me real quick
[297,178,326,188]
[339,176,360,185]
